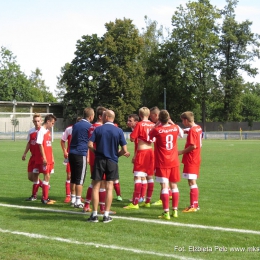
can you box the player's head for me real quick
[150,106,160,123]
[83,107,95,122]
[76,116,82,122]
[102,109,115,124]
[127,114,139,129]
[139,107,150,119]
[180,111,194,126]
[96,106,107,121]
[159,110,170,124]
[32,113,42,128]
[43,114,57,129]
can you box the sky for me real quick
[1,0,260,95]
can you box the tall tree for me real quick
[61,34,103,120]
[99,18,144,126]
[29,68,56,102]
[168,0,221,128]
[61,19,144,126]
[55,63,70,102]
[0,46,56,102]
[0,46,34,101]
[218,0,260,121]
[139,17,165,109]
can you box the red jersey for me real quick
[130,120,155,144]
[182,124,202,167]
[27,127,40,156]
[88,122,102,166]
[61,125,73,153]
[35,127,53,164]
[150,124,183,168]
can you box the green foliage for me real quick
[0,46,56,102]
[241,93,260,127]
[29,68,57,102]
[57,1,260,124]
[61,19,144,126]
[217,0,260,121]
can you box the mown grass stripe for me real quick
[1,203,260,235]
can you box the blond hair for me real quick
[139,107,150,118]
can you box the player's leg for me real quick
[114,179,122,201]
[64,163,71,203]
[99,180,106,213]
[182,166,199,212]
[169,166,180,217]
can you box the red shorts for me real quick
[155,166,180,183]
[134,149,154,177]
[27,156,35,173]
[183,164,200,176]
[33,163,54,174]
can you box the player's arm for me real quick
[118,145,130,158]
[178,126,184,138]
[22,142,30,160]
[88,140,95,153]
[130,124,139,142]
[38,144,47,165]
[178,144,196,155]
[60,139,68,159]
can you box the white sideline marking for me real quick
[1,203,260,235]
[0,228,200,260]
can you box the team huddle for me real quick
[22,106,202,223]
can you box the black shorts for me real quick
[69,153,87,185]
[92,158,118,181]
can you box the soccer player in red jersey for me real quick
[150,106,173,205]
[61,117,82,203]
[150,110,184,219]
[124,107,155,209]
[22,113,43,201]
[127,114,147,202]
[34,114,57,205]
[179,111,203,212]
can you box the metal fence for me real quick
[1,131,260,141]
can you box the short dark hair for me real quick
[159,110,170,124]
[128,114,139,122]
[96,106,107,118]
[150,106,160,115]
[180,111,194,122]
[83,107,94,119]
[44,114,57,123]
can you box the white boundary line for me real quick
[1,203,260,235]
[0,228,201,260]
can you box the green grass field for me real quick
[0,138,260,260]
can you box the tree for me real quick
[29,68,56,102]
[61,19,144,126]
[241,93,260,128]
[172,0,220,128]
[55,63,70,102]
[0,46,34,101]
[218,0,260,121]
[97,18,144,126]
[139,17,165,109]
[61,34,103,120]
[0,46,56,102]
